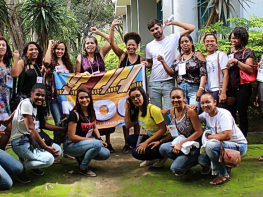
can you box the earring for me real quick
[42,101,46,107]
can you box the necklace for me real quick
[84,115,90,123]
[176,105,185,121]
[231,47,243,53]
[87,55,100,74]
[126,54,137,66]
[181,52,193,62]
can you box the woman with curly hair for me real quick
[11,42,43,98]
[43,40,74,125]
[0,36,19,149]
[226,27,255,137]
[109,19,145,153]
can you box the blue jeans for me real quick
[126,134,164,160]
[198,141,247,176]
[50,99,62,125]
[0,150,24,190]
[11,136,54,170]
[149,79,175,110]
[159,142,200,174]
[179,82,200,110]
[63,138,110,169]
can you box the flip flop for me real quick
[210,175,230,185]
[258,156,263,161]
[63,154,75,160]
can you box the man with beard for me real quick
[143,19,195,110]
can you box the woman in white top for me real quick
[203,33,229,105]
[198,93,247,185]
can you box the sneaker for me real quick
[78,168,97,177]
[139,159,158,168]
[153,158,168,167]
[201,166,211,175]
[31,169,44,176]
[17,174,31,183]
[122,145,130,154]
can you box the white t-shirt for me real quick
[146,32,180,82]
[199,108,247,144]
[205,51,228,92]
[10,98,38,141]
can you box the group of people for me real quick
[0,16,261,190]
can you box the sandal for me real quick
[54,158,61,164]
[107,144,115,153]
[258,156,263,161]
[210,174,230,185]
[63,154,75,160]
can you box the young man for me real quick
[143,19,195,110]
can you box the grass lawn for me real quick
[1,124,263,197]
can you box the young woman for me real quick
[158,34,207,110]
[44,40,74,125]
[159,88,203,176]
[203,33,229,105]
[198,93,247,185]
[11,42,43,98]
[226,27,255,137]
[10,83,65,175]
[0,36,19,149]
[109,19,143,153]
[63,87,110,177]
[75,27,115,153]
[124,87,171,167]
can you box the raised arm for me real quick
[11,59,24,78]
[75,54,82,74]
[90,27,111,59]
[164,20,195,36]
[109,19,124,58]
[43,40,54,67]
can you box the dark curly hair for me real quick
[0,36,12,67]
[178,34,195,55]
[147,19,162,30]
[82,35,99,57]
[229,27,249,47]
[124,32,141,45]
[73,87,96,122]
[51,40,73,72]
[22,42,43,71]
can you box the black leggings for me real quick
[228,84,252,137]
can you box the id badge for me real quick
[168,125,178,138]
[34,121,40,132]
[86,129,94,137]
[257,68,263,82]
[228,53,234,60]
[6,75,13,88]
[55,65,64,73]
[178,62,186,76]
[92,70,100,75]
[0,124,7,131]
[145,129,154,136]
[36,77,43,83]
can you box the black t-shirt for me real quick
[68,111,95,137]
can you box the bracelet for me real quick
[159,140,162,144]
[97,137,103,141]
[236,60,239,65]
[111,28,115,31]
[199,87,204,91]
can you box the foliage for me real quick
[0,0,9,27]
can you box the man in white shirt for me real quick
[143,19,195,110]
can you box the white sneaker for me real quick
[153,158,168,167]
[139,159,158,167]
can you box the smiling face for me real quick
[30,88,46,106]
[149,24,163,40]
[204,35,217,54]
[170,89,185,108]
[85,38,97,54]
[180,36,193,53]
[26,44,39,61]
[130,90,144,107]
[55,43,65,58]
[126,39,138,54]
[200,94,217,116]
[0,40,7,57]
[230,33,242,48]
[78,92,90,108]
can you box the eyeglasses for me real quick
[130,94,142,101]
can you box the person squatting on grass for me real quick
[159,88,203,176]
[10,83,64,175]
[198,93,247,185]
[63,87,110,177]
[124,87,171,168]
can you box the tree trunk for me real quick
[67,0,71,50]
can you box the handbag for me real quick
[219,141,241,168]
[239,48,258,84]
[39,129,53,146]
[216,52,235,106]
